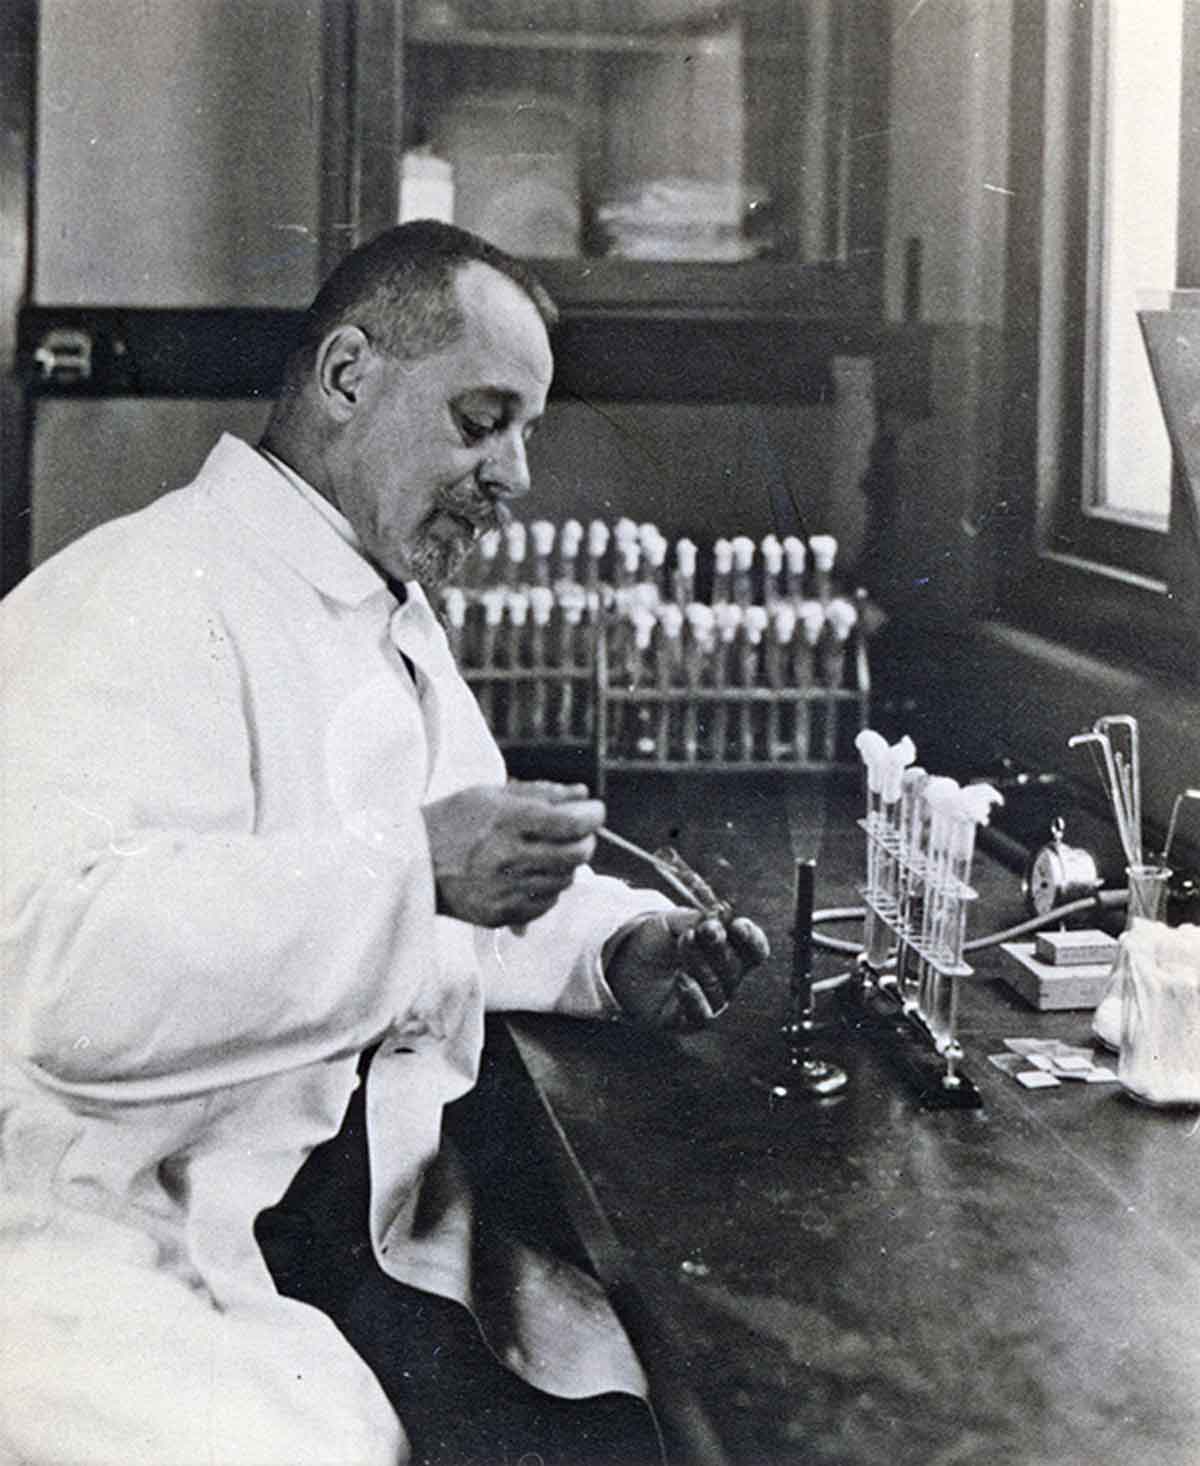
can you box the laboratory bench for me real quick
[451,771,1200,1466]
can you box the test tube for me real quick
[783,536,807,603]
[528,586,554,738]
[529,520,555,588]
[821,597,858,762]
[655,603,684,760]
[809,535,838,604]
[558,518,583,586]
[740,606,768,762]
[765,602,795,758]
[731,535,756,609]
[504,591,529,739]
[943,784,1003,972]
[712,603,741,764]
[760,534,783,608]
[642,529,668,605]
[895,766,929,1011]
[855,729,889,971]
[870,736,916,976]
[672,538,697,609]
[795,600,825,761]
[477,527,501,590]
[585,520,609,592]
[556,583,587,738]
[624,606,656,757]
[916,776,961,1035]
[683,603,714,762]
[616,539,640,592]
[476,587,507,727]
[442,586,467,664]
[503,521,527,589]
[711,539,733,607]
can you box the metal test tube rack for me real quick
[854,743,986,1109]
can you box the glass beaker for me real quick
[1125,864,1172,927]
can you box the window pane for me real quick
[1086,0,1180,529]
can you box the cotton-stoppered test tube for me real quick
[760,534,783,608]
[555,583,587,738]
[585,519,609,592]
[528,586,554,738]
[809,534,837,604]
[795,600,825,760]
[740,606,768,762]
[442,586,467,664]
[683,603,714,762]
[642,529,668,604]
[855,729,889,970]
[476,587,507,726]
[783,536,807,603]
[916,776,961,1035]
[766,602,795,758]
[616,538,640,591]
[870,736,916,975]
[731,535,756,609]
[711,539,733,607]
[504,591,529,739]
[672,538,697,608]
[529,520,555,588]
[503,521,527,588]
[477,527,501,589]
[558,518,583,586]
[821,597,858,761]
[655,603,684,760]
[712,603,741,764]
[896,766,930,1010]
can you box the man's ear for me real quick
[314,325,374,421]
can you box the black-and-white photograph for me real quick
[2,3,1198,1463]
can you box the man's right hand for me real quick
[421,781,605,928]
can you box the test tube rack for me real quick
[849,735,1003,1109]
[443,521,873,792]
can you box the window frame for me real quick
[995,0,1199,680]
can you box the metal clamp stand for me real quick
[766,859,849,1102]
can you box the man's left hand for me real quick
[602,909,770,1032]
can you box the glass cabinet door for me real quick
[399,0,886,310]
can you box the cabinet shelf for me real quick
[408,23,791,59]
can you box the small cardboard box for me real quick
[1000,942,1115,1011]
[1034,928,1118,967]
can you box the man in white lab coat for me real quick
[0,222,767,1465]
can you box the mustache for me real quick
[437,483,511,534]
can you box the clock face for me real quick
[1027,846,1064,917]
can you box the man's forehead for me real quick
[452,263,554,389]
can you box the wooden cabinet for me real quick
[340,1,891,322]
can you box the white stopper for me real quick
[825,597,859,641]
[529,586,554,625]
[588,519,610,556]
[770,603,797,642]
[481,588,507,626]
[761,535,783,573]
[675,537,698,574]
[955,783,1005,825]
[713,539,734,573]
[505,521,527,562]
[506,591,529,626]
[657,603,684,638]
[855,729,889,793]
[614,517,639,545]
[479,528,501,561]
[715,603,743,639]
[731,535,756,571]
[809,534,838,572]
[783,535,807,573]
[744,605,768,643]
[530,520,556,556]
[560,518,583,555]
[798,600,826,645]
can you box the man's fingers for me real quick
[727,915,771,967]
[512,797,606,844]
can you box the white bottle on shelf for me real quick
[398,148,455,224]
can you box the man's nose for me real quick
[482,430,532,501]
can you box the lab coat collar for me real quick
[199,434,389,608]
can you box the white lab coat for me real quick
[0,436,669,1466]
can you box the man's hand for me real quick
[422,780,605,928]
[603,909,771,1032]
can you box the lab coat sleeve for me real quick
[476,867,675,1016]
[0,560,435,1098]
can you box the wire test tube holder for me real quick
[854,809,984,1110]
